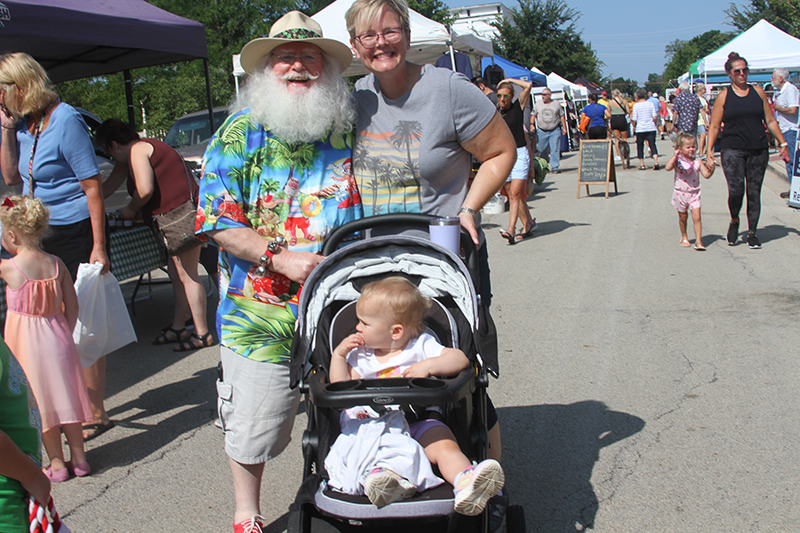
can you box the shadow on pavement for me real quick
[499,401,645,532]
[758,223,800,244]
[87,367,217,471]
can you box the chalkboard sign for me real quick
[577,139,617,198]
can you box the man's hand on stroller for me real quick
[271,249,323,284]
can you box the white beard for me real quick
[234,56,355,144]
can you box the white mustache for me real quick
[278,71,321,82]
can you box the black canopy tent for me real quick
[0,0,214,131]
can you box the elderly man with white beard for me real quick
[196,12,362,533]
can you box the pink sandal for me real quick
[67,461,91,477]
[44,465,69,483]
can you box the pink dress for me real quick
[3,258,92,431]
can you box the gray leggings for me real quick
[720,147,769,233]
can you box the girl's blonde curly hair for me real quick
[0,195,49,245]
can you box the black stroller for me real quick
[288,214,525,533]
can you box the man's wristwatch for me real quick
[255,235,286,277]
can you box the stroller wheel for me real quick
[504,505,526,533]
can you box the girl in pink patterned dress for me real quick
[665,132,715,250]
[0,196,92,483]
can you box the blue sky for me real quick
[446,0,740,83]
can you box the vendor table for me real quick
[109,226,168,313]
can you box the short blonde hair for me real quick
[345,0,411,41]
[675,131,695,149]
[358,276,429,337]
[0,53,58,118]
[0,195,49,245]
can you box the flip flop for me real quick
[639,166,647,170]
[694,243,706,251]
[82,420,115,442]
[499,230,516,245]
[680,239,691,247]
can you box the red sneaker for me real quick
[233,515,265,533]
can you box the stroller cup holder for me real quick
[309,369,476,410]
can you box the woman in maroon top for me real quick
[97,119,213,351]
[706,52,788,249]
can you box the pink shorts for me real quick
[672,188,701,212]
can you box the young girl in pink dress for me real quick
[665,132,715,250]
[0,196,92,482]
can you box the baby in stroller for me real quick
[326,276,504,516]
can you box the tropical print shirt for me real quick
[197,109,362,362]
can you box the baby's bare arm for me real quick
[403,347,470,378]
[330,333,363,383]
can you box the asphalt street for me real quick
[51,138,800,532]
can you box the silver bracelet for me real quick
[458,206,477,217]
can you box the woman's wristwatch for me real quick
[458,206,477,217]
[255,235,286,277]
[780,142,789,148]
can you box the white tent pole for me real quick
[447,26,456,72]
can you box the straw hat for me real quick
[240,11,353,74]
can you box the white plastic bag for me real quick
[72,263,137,367]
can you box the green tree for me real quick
[605,77,638,97]
[645,73,665,95]
[56,0,298,137]
[408,0,456,25]
[662,30,736,82]
[726,0,800,35]
[491,0,603,82]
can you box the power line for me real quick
[585,20,728,38]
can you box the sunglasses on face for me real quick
[732,67,749,76]
[498,94,512,99]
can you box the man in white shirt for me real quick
[772,68,799,197]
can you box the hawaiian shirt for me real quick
[197,109,362,362]
[673,91,701,133]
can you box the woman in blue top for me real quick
[0,52,112,441]
[580,93,611,139]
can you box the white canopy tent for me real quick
[546,72,588,98]
[699,19,800,75]
[312,0,493,77]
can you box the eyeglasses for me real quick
[497,94,512,99]
[732,67,749,76]
[354,27,404,48]
[273,53,322,65]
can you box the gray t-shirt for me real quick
[352,64,497,219]
[533,100,564,131]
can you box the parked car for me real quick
[164,107,229,176]
[75,107,116,181]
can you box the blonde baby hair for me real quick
[359,276,430,337]
[0,195,49,245]
[675,131,695,151]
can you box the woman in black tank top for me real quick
[496,78,536,244]
[706,53,788,249]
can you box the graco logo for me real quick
[372,396,394,404]
[0,3,9,27]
